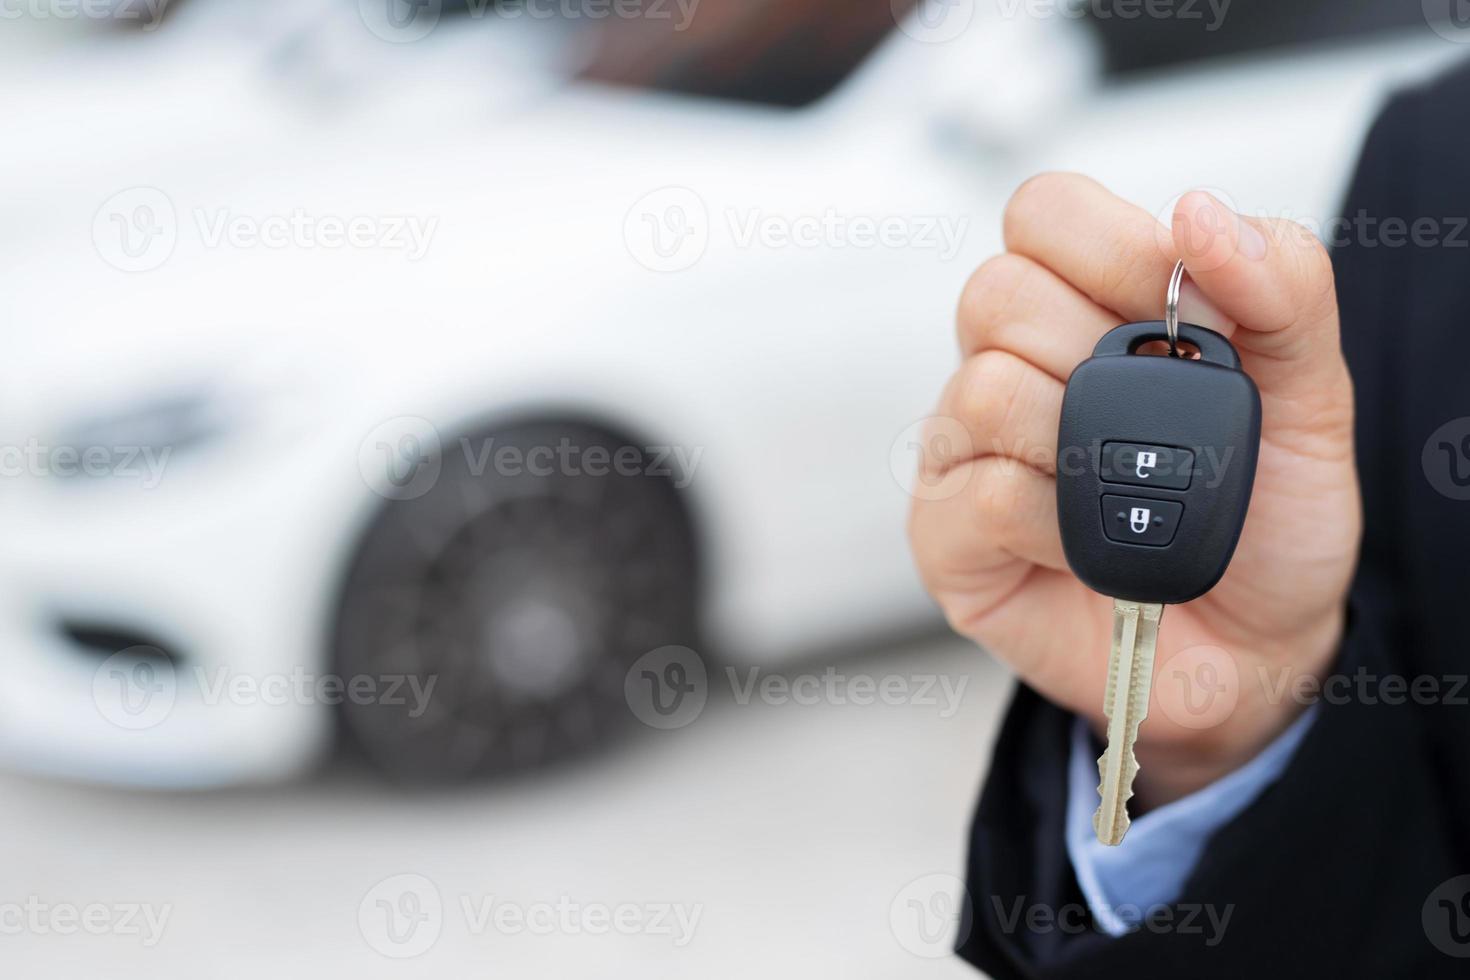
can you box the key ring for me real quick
[1164,259,1186,357]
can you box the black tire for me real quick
[332,419,700,779]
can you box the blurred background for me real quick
[0,0,1464,975]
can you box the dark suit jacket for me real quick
[957,61,1470,978]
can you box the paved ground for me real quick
[3,632,1010,978]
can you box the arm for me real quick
[959,580,1456,978]
[917,74,1468,978]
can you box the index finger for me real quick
[1002,173,1225,330]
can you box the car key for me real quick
[1055,262,1261,845]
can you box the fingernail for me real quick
[1178,281,1234,335]
[1176,191,1265,270]
[1234,210,1267,261]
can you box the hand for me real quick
[909,174,1362,807]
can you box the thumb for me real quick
[1171,191,1350,426]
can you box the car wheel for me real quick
[332,419,700,779]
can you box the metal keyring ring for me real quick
[1165,259,1185,357]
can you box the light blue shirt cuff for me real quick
[1065,706,1318,935]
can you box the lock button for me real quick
[1100,442,1195,490]
[1100,494,1184,548]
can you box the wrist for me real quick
[1131,605,1346,809]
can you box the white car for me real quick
[0,1,1456,786]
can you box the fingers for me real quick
[918,273,1075,633]
[1001,174,1338,361]
[1002,173,1240,338]
[951,568,1111,715]
[965,180,1242,383]
[1003,173,1180,325]
[911,349,1068,592]
[920,172,1359,730]
[998,173,1351,442]
[909,456,1069,595]
[1172,190,1335,343]
[1170,191,1351,417]
[957,253,1117,379]
[932,349,1064,477]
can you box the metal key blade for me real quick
[1093,598,1164,846]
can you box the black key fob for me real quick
[1055,321,1261,605]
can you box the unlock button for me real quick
[1101,494,1184,547]
[1100,442,1195,490]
